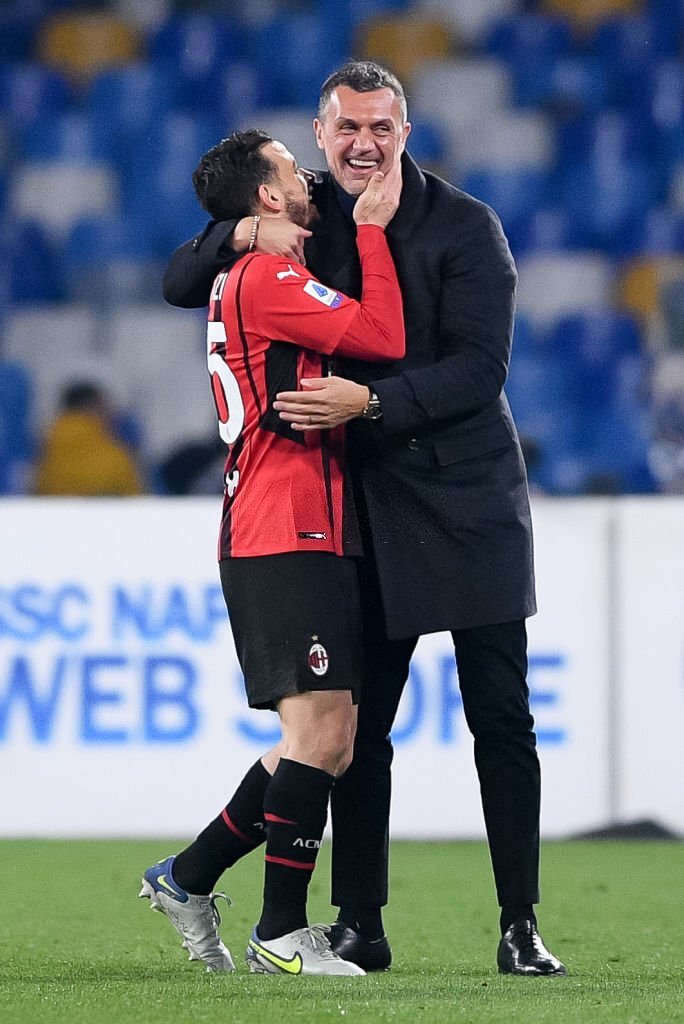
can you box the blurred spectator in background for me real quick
[34,380,145,495]
[157,435,226,495]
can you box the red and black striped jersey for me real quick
[207,223,404,558]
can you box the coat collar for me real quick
[312,151,427,241]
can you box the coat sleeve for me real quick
[162,220,240,308]
[370,203,517,435]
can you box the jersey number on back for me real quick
[207,320,244,445]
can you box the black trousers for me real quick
[330,567,541,911]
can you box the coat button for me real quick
[407,437,421,451]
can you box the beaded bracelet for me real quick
[248,214,261,252]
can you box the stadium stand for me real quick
[416,0,519,45]
[514,252,616,327]
[541,0,643,34]
[0,358,34,493]
[410,57,512,165]
[107,305,216,462]
[0,0,682,496]
[35,9,141,83]
[355,12,453,84]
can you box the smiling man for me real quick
[163,60,565,979]
[313,79,411,195]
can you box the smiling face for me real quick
[313,85,411,196]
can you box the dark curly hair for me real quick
[192,129,276,221]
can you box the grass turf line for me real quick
[0,839,682,1023]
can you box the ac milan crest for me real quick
[308,641,329,677]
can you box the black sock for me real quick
[336,907,384,940]
[356,908,385,941]
[257,758,333,941]
[500,904,537,934]
[173,759,270,894]
[336,907,359,930]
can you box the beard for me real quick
[285,193,313,228]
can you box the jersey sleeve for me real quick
[243,256,359,356]
[243,225,404,362]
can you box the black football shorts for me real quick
[219,551,362,710]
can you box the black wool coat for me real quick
[163,152,536,639]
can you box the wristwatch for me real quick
[362,387,383,421]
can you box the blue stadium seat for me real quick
[649,0,684,38]
[507,398,584,493]
[148,14,246,111]
[0,217,62,306]
[485,12,573,108]
[63,213,158,302]
[85,64,182,165]
[0,358,35,494]
[516,55,613,116]
[555,109,656,168]
[485,12,571,63]
[20,110,111,162]
[506,206,589,257]
[505,351,576,414]
[406,116,447,168]
[510,313,539,358]
[208,59,263,130]
[346,0,411,23]
[251,10,352,108]
[0,11,37,63]
[574,406,654,494]
[610,206,684,259]
[121,113,222,257]
[460,168,550,237]
[557,158,665,250]
[589,13,678,105]
[546,310,644,410]
[0,62,73,138]
[637,59,684,167]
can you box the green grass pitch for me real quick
[0,839,682,1023]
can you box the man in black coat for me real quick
[163,60,565,977]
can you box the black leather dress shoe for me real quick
[497,919,567,976]
[327,923,392,971]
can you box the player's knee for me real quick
[333,741,355,777]
[315,726,355,776]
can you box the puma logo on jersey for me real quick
[276,264,301,280]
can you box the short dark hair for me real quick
[318,60,408,121]
[192,129,276,221]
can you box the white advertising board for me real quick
[0,497,679,839]
[616,498,684,833]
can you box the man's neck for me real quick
[332,179,357,219]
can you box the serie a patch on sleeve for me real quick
[303,279,343,308]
